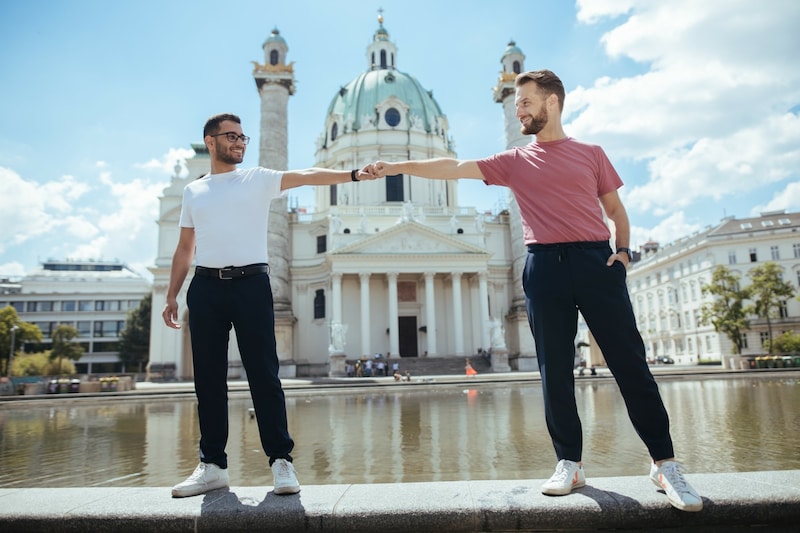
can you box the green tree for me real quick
[50,324,84,375]
[772,331,800,353]
[118,293,151,373]
[700,265,750,354]
[745,262,797,353]
[1,306,43,376]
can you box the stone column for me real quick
[478,271,490,352]
[451,271,464,356]
[387,272,399,357]
[359,272,371,357]
[424,272,437,357]
[255,56,296,370]
[331,272,343,324]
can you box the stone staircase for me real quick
[348,354,493,377]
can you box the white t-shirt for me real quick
[179,167,284,268]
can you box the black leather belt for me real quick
[195,264,270,280]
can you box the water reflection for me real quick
[0,375,798,488]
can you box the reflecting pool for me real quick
[0,373,798,488]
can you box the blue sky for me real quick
[1,0,799,280]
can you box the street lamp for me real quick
[7,325,18,377]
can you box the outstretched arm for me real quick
[281,164,378,190]
[374,158,485,180]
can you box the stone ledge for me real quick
[1,470,798,532]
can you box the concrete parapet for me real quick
[1,470,798,532]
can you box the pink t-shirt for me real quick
[477,137,623,245]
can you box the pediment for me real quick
[331,221,488,256]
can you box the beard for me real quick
[520,102,548,135]
[215,147,244,165]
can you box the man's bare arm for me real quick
[162,227,195,329]
[375,158,485,180]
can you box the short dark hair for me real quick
[515,70,565,111]
[203,113,241,138]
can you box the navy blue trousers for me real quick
[523,241,674,462]
[187,272,294,469]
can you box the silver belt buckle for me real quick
[218,267,234,280]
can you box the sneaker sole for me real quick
[650,474,703,512]
[273,485,301,495]
[541,480,585,496]
[171,481,229,498]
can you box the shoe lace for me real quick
[551,460,572,482]
[274,460,293,479]
[188,463,208,481]
[661,462,689,491]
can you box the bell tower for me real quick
[253,28,297,373]
[493,40,536,363]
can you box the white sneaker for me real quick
[650,461,703,512]
[171,462,229,498]
[541,459,585,495]
[271,458,300,495]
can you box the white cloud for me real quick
[0,261,26,278]
[751,181,800,216]
[568,1,800,225]
[134,147,195,176]
[0,167,95,253]
[630,211,701,250]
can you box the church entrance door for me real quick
[398,316,418,357]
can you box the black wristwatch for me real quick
[616,247,632,257]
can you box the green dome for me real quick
[503,40,524,57]
[263,28,286,47]
[326,69,445,133]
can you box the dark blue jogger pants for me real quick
[523,241,674,462]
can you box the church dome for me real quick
[319,15,449,145]
[326,69,445,133]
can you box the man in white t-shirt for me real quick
[163,113,379,498]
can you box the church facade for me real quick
[148,18,537,379]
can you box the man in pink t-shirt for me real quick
[373,70,702,512]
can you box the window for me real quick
[512,60,521,74]
[386,174,404,202]
[76,321,91,337]
[96,300,121,311]
[313,289,325,319]
[771,245,780,260]
[779,301,788,318]
[330,184,337,206]
[728,251,736,264]
[794,243,800,258]
[27,301,54,312]
[269,49,279,66]
[92,341,120,353]
[317,235,327,254]
[380,49,387,69]
[385,107,401,127]
[62,300,76,312]
[749,248,757,262]
[330,122,338,142]
[78,300,93,311]
[760,331,769,348]
[94,320,124,338]
[741,333,748,349]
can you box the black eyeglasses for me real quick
[210,132,250,145]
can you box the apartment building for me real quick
[1,259,151,373]
[627,210,800,364]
